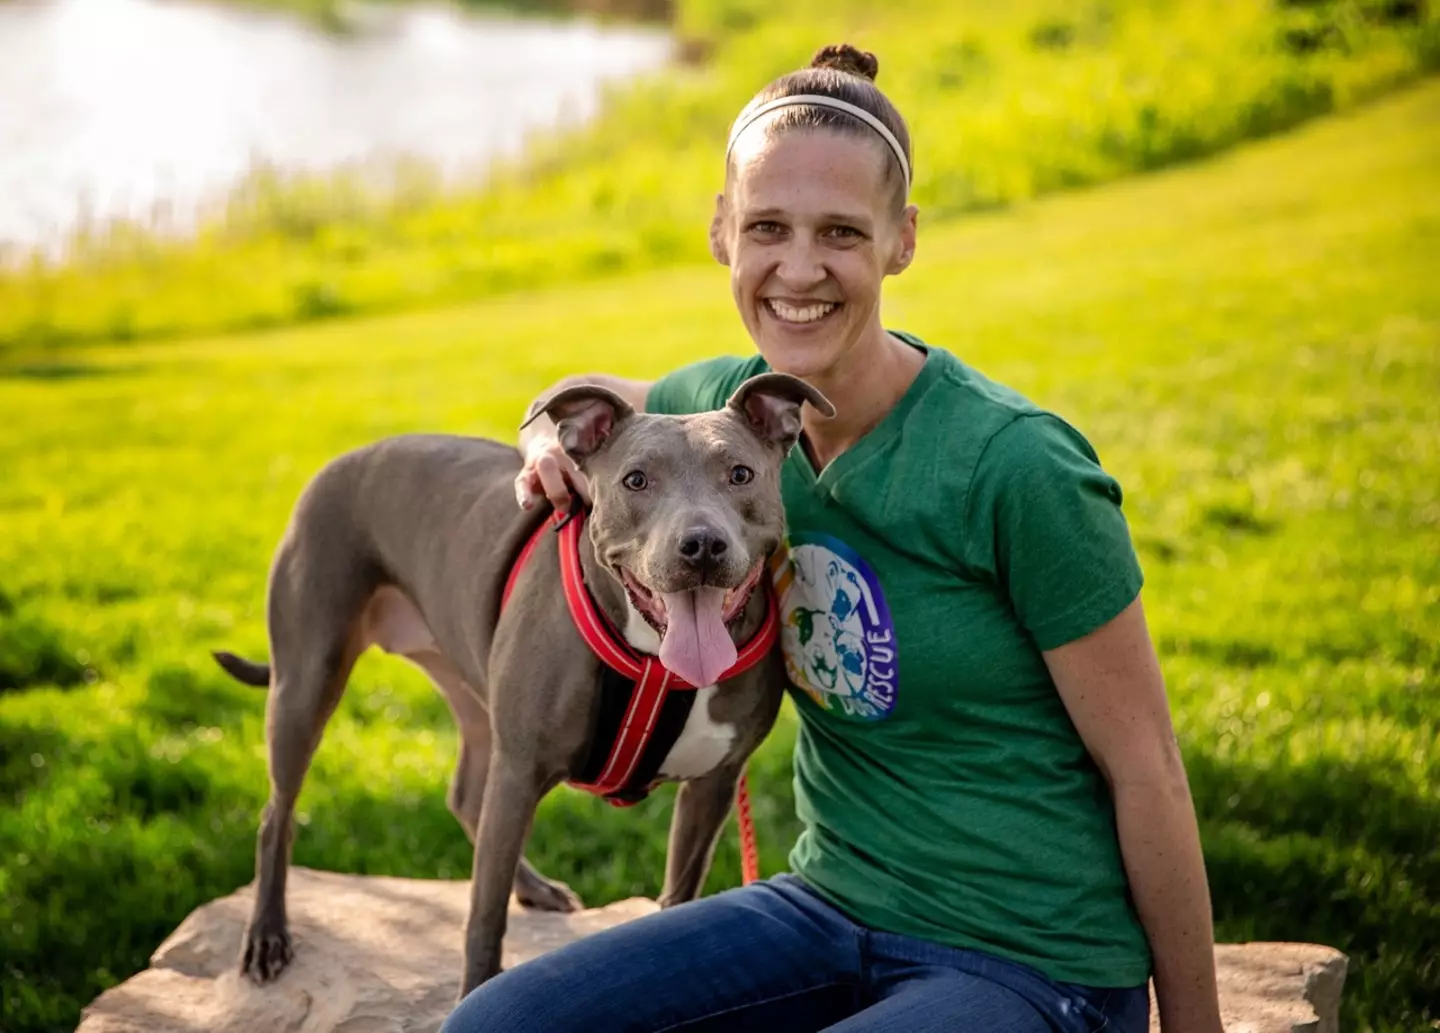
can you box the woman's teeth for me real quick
[767,299,837,324]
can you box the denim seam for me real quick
[1086,988,1114,1033]
[855,922,869,987]
[652,981,857,1033]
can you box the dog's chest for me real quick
[623,605,737,780]
[659,685,736,779]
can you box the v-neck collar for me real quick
[790,332,939,492]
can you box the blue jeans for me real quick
[442,874,1150,1033]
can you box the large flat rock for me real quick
[76,867,1346,1033]
[76,867,657,1033]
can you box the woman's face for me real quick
[714,128,917,382]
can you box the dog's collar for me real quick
[501,502,778,801]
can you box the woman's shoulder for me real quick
[901,336,1103,480]
[646,354,768,416]
[899,339,1139,615]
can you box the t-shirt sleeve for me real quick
[645,355,768,416]
[962,413,1144,651]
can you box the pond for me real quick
[0,0,672,251]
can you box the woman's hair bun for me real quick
[810,43,879,82]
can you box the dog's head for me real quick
[523,373,833,685]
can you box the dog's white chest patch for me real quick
[659,685,736,780]
[622,599,736,780]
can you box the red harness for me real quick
[501,506,773,883]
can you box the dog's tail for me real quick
[213,650,271,688]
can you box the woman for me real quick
[445,44,1223,1033]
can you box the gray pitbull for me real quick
[213,372,833,997]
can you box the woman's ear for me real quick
[709,192,731,267]
[887,204,919,275]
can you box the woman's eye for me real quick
[622,471,648,491]
[749,221,783,234]
[730,465,755,486]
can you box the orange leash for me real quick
[737,769,760,885]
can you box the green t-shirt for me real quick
[647,333,1152,987]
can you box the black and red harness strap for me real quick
[500,503,773,883]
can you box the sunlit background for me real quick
[1,2,1436,1032]
[0,0,669,248]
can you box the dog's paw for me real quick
[240,922,294,984]
[514,872,584,913]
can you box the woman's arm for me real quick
[1043,595,1223,1033]
[515,373,653,509]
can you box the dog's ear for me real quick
[520,385,635,463]
[726,373,835,452]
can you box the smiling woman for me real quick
[454,42,1224,1033]
[716,47,915,400]
[713,126,919,456]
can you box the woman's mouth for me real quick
[764,298,841,326]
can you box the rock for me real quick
[76,867,1346,1033]
[1184,943,1349,1033]
[76,867,658,1033]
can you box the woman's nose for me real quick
[774,233,826,289]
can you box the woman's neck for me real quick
[800,328,925,472]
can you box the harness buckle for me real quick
[553,492,586,533]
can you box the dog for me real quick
[213,372,833,997]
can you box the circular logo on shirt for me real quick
[772,533,898,720]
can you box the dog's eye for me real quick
[729,465,755,486]
[622,470,648,491]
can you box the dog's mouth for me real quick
[619,560,764,631]
[618,559,767,685]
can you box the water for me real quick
[0,0,672,251]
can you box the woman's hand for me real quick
[514,433,590,511]
[513,374,653,512]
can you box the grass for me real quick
[2,75,1438,1033]
[2,0,1437,349]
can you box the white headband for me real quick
[725,93,911,192]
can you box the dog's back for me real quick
[288,433,542,665]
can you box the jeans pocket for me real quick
[1069,984,1150,1033]
[1075,988,1114,1033]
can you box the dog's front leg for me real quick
[658,764,744,908]
[458,750,546,1001]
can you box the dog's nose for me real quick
[678,528,728,567]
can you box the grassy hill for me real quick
[1,0,1435,349]
[1,72,1436,1033]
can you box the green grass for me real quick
[2,77,1438,1032]
[2,0,1437,349]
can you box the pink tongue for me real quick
[658,588,736,686]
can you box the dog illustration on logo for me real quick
[784,550,869,707]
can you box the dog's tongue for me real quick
[658,587,736,686]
